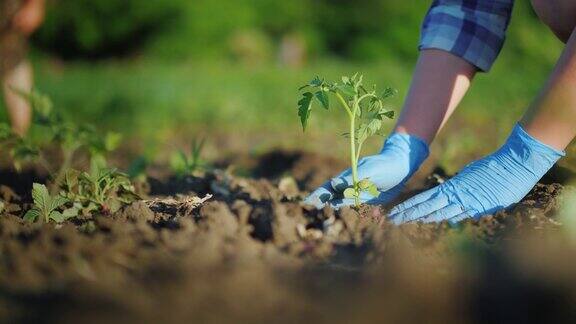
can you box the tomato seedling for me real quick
[298,74,395,207]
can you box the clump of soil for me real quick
[0,156,574,323]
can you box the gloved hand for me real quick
[389,123,565,224]
[303,132,429,209]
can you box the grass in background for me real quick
[0,1,567,174]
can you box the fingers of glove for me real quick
[303,182,336,209]
[329,198,361,209]
[331,157,406,193]
[389,187,439,216]
[447,211,473,225]
[330,158,389,192]
[420,204,464,223]
[330,169,353,192]
[389,191,449,225]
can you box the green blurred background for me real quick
[0,0,570,174]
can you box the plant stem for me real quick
[335,91,361,207]
[349,113,360,207]
[356,140,365,163]
[357,93,377,104]
[335,92,353,119]
[351,98,362,207]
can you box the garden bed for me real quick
[0,151,573,323]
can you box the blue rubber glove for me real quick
[303,132,429,209]
[389,123,565,224]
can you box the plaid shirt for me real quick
[419,0,514,72]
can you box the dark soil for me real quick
[0,151,574,323]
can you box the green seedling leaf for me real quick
[310,76,323,87]
[104,132,123,151]
[31,183,50,213]
[336,84,356,97]
[62,206,80,219]
[49,211,66,223]
[298,92,313,130]
[50,195,68,212]
[169,138,208,177]
[169,150,188,176]
[357,179,379,197]
[381,110,395,119]
[367,119,382,135]
[357,124,368,144]
[343,187,358,199]
[191,138,205,160]
[26,183,69,223]
[191,150,207,172]
[358,179,373,190]
[366,183,380,197]
[315,91,329,109]
[24,208,41,222]
[382,87,397,99]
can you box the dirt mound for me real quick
[0,165,573,323]
[215,149,348,191]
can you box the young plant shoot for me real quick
[170,137,209,178]
[298,74,395,207]
[24,183,77,223]
[0,89,122,192]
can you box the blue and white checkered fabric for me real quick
[419,0,514,72]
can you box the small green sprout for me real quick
[170,138,209,177]
[60,161,139,215]
[1,89,139,221]
[0,89,123,191]
[298,74,395,207]
[24,183,77,223]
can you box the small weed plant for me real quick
[0,89,139,223]
[298,74,395,207]
[170,138,209,177]
[0,89,122,189]
[24,183,76,223]
[60,161,139,215]
[24,163,138,224]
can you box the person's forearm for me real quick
[393,49,477,144]
[521,28,576,151]
[14,0,45,35]
[24,0,45,7]
[20,0,44,12]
